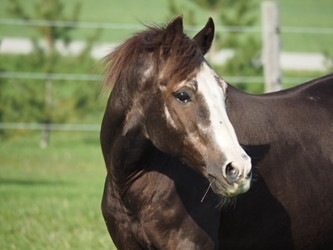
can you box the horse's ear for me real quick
[162,15,184,52]
[193,17,215,55]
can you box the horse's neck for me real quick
[226,75,333,142]
[226,84,291,143]
[225,85,263,141]
[225,79,333,167]
[225,85,277,168]
[100,98,158,191]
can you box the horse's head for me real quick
[105,16,252,197]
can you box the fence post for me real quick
[262,1,281,93]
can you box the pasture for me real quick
[0,132,116,249]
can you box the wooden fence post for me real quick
[262,1,281,93]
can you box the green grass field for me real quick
[0,131,116,249]
[0,0,332,52]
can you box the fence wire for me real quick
[1,18,333,34]
[0,71,314,84]
[0,123,100,131]
[0,72,103,81]
[0,18,329,132]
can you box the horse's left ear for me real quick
[193,17,215,55]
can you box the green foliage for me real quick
[217,1,263,93]
[8,0,81,47]
[189,0,223,12]
[3,0,102,145]
[167,0,196,25]
[218,0,257,48]
[0,54,104,142]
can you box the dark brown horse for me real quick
[100,16,251,249]
[101,16,333,249]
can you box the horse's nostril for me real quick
[225,163,239,183]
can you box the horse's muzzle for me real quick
[208,159,252,197]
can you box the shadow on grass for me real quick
[0,178,72,186]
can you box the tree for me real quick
[167,0,196,25]
[7,0,101,147]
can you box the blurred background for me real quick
[0,0,332,249]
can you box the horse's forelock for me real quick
[103,26,163,90]
[103,23,203,91]
[162,37,203,83]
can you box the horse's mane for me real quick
[103,23,204,90]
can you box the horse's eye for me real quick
[175,92,191,103]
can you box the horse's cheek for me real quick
[144,105,172,151]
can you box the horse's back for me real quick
[223,74,333,249]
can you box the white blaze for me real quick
[164,105,177,128]
[196,63,251,176]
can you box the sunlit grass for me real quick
[0,131,116,250]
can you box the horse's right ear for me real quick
[162,15,184,53]
[193,17,215,55]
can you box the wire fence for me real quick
[0,72,103,81]
[0,123,100,131]
[0,70,314,132]
[1,18,333,34]
[0,18,331,132]
[0,71,314,84]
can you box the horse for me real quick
[100,16,333,249]
[100,16,252,249]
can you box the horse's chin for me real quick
[208,175,251,197]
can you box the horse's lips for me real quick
[208,174,250,197]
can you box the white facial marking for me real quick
[142,64,154,82]
[164,105,177,128]
[196,63,251,176]
[175,80,198,92]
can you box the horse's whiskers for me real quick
[201,183,212,202]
